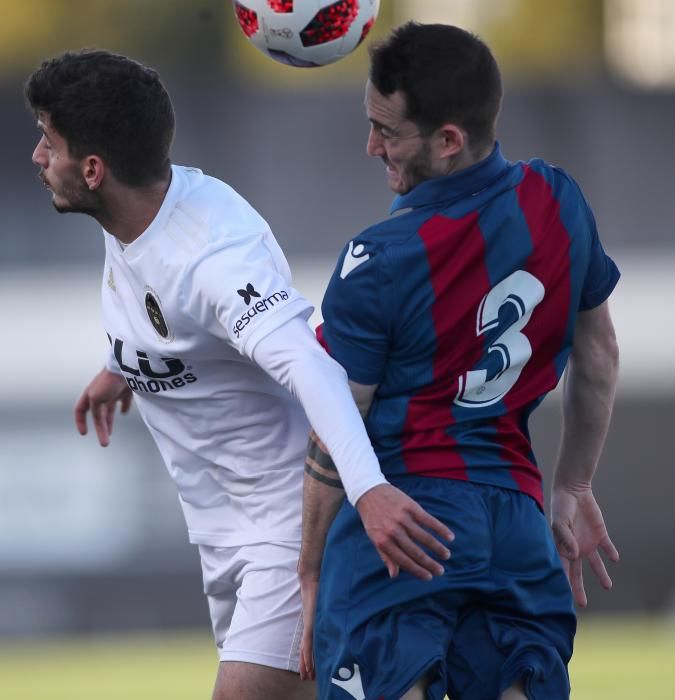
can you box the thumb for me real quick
[553,521,579,560]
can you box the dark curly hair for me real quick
[25,50,175,187]
[370,23,503,156]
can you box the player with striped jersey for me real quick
[299,23,620,700]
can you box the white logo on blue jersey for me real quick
[331,663,365,699]
[340,241,371,279]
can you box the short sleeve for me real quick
[181,230,313,358]
[104,343,123,375]
[320,239,390,385]
[579,204,620,311]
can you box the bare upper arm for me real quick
[348,380,378,418]
[571,300,619,371]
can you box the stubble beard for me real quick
[52,180,101,217]
[48,162,102,217]
[398,140,437,195]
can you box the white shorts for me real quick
[198,540,303,672]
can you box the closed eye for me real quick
[369,119,397,139]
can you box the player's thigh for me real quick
[500,680,526,700]
[200,541,304,673]
[400,675,430,700]
[212,661,315,700]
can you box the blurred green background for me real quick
[1,1,674,698]
[2,618,675,699]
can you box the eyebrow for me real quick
[36,122,51,142]
[368,117,396,133]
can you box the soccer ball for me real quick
[233,0,380,67]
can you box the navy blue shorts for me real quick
[314,477,576,700]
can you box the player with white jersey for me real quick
[101,165,314,549]
[26,50,453,700]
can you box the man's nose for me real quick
[32,138,47,167]
[366,127,384,157]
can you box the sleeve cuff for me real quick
[345,471,389,507]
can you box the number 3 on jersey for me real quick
[455,270,545,408]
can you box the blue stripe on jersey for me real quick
[528,159,603,379]
[362,213,439,470]
[539,164,580,381]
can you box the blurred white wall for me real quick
[1,253,672,408]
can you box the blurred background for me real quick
[1,0,674,697]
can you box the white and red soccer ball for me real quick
[233,0,380,67]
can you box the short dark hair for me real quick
[369,23,503,155]
[25,50,175,187]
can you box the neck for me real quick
[444,142,494,177]
[95,172,172,244]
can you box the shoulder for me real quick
[159,167,285,274]
[172,166,270,243]
[511,158,599,232]
[156,167,288,286]
[517,158,589,202]
[324,213,430,326]
[340,209,434,268]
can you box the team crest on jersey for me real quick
[144,287,173,342]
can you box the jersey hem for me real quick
[188,529,302,547]
[347,474,389,507]
[387,472,544,510]
[217,649,300,672]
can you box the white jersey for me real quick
[101,165,313,547]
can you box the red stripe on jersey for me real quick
[402,213,491,477]
[315,322,330,353]
[501,165,571,500]
[494,410,544,505]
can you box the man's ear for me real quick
[436,123,465,159]
[81,155,105,191]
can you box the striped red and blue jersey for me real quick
[318,144,619,509]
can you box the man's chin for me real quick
[52,198,93,215]
[52,201,74,214]
[386,173,405,195]
[388,179,410,195]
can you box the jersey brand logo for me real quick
[109,336,198,394]
[331,664,365,699]
[107,266,116,292]
[340,241,370,279]
[237,282,262,306]
[232,289,289,338]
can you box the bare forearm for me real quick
[554,339,619,488]
[298,431,345,579]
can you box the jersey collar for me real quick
[390,142,508,214]
[114,165,184,261]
